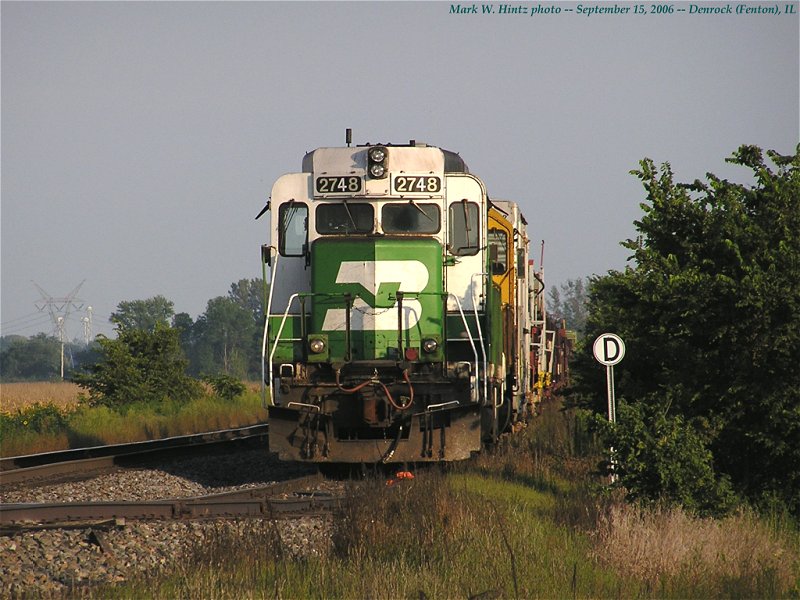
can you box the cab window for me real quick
[316,203,373,234]
[382,203,440,234]
[278,202,308,256]
[448,201,479,255]
[488,228,508,275]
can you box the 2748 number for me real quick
[316,176,362,194]
[393,176,442,193]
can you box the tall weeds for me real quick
[593,503,799,597]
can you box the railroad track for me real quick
[0,424,269,486]
[0,474,344,534]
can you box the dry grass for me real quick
[0,381,82,412]
[592,502,799,594]
[0,381,265,413]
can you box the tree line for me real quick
[0,278,266,382]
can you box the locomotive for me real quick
[259,134,567,464]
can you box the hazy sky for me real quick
[2,0,798,340]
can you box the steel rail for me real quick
[0,424,269,486]
[0,474,340,534]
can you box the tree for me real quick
[178,279,265,378]
[172,312,195,351]
[0,333,60,380]
[548,277,589,335]
[228,278,265,323]
[191,296,257,378]
[574,144,800,514]
[110,296,175,332]
[72,324,201,410]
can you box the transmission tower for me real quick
[33,280,85,335]
[32,280,86,378]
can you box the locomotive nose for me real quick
[311,238,444,361]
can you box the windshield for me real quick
[382,203,440,234]
[316,203,374,234]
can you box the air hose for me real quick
[334,368,414,411]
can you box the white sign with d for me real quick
[593,333,626,482]
[593,333,625,366]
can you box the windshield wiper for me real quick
[342,200,358,233]
[409,199,435,223]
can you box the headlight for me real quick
[368,147,386,162]
[367,145,388,179]
[422,338,439,353]
[309,338,326,354]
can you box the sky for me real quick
[2,0,798,341]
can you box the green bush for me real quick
[0,402,69,437]
[202,374,246,401]
[592,400,737,516]
[72,324,201,411]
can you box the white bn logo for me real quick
[321,260,429,331]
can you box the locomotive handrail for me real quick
[262,247,278,408]
[496,353,506,409]
[264,288,359,407]
[266,293,301,407]
[425,400,460,413]
[287,402,321,412]
[470,273,489,406]
[447,293,479,405]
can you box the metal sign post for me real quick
[593,333,625,482]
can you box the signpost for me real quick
[593,333,626,481]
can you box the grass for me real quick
[592,503,800,597]
[89,397,800,599]
[0,383,268,457]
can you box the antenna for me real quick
[346,128,352,147]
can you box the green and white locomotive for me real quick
[260,134,563,464]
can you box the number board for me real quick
[315,176,363,194]
[392,175,443,195]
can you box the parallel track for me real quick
[0,474,343,534]
[0,424,269,486]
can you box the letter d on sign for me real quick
[593,333,625,367]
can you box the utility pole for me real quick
[33,280,86,379]
[57,316,65,379]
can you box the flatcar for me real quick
[259,133,566,464]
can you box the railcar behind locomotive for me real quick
[259,133,566,464]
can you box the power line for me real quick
[0,312,54,334]
[1,311,50,326]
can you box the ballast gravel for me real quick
[0,449,337,597]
